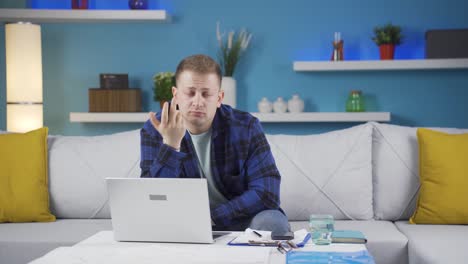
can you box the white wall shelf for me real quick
[70,112,391,123]
[70,112,149,123]
[293,58,468,72]
[251,112,390,122]
[0,8,170,23]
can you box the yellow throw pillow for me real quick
[0,127,56,222]
[410,128,468,224]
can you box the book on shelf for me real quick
[332,230,367,244]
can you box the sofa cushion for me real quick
[371,122,468,221]
[48,129,141,219]
[0,127,56,223]
[410,129,468,224]
[290,220,408,264]
[0,219,112,264]
[267,123,373,221]
[395,221,468,264]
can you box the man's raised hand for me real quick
[149,98,186,150]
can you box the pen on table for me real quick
[253,230,263,238]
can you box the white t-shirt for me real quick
[189,128,228,210]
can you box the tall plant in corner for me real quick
[216,22,252,108]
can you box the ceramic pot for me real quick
[273,97,288,113]
[379,44,395,60]
[288,94,305,113]
[257,97,273,113]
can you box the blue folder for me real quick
[332,230,367,244]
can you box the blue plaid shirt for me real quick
[140,104,282,227]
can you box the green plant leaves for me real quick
[372,23,403,46]
[153,72,175,102]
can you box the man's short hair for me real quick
[175,54,222,87]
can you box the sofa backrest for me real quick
[46,124,374,221]
[268,123,374,221]
[371,122,468,221]
[44,121,467,221]
[48,129,141,219]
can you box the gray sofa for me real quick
[1,122,467,264]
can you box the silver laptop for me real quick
[106,178,227,244]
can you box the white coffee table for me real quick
[30,231,370,264]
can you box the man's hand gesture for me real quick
[149,98,186,150]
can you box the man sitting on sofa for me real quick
[140,54,289,232]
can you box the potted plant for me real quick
[153,72,175,109]
[372,23,403,60]
[216,22,252,107]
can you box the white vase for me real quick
[257,97,273,113]
[288,94,305,113]
[221,76,236,108]
[273,97,288,113]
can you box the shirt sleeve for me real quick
[212,118,281,226]
[140,122,187,178]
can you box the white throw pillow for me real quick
[48,129,141,219]
[372,122,468,220]
[267,123,373,221]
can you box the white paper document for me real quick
[29,244,271,264]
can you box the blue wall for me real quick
[1,0,467,135]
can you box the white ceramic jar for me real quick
[257,97,273,113]
[273,97,288,113]
[288,94,305,113]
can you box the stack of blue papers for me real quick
[287,250,376,264]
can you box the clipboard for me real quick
[228,228,311,247]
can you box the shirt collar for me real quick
[211,106,228,139]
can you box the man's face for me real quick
[172,70,224,134]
